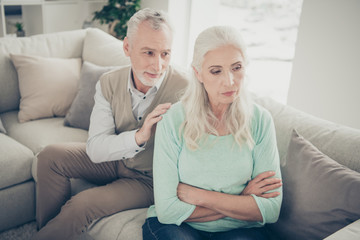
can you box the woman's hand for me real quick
[241,171,282,198]
[177,183,203,205]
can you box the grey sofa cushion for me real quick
[0,133,33,189]
[269,130,360,240]
[1,111,88,155]
[64,61,115,130]
[0,181,35,232]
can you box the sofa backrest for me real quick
[255,96,360,173]
[0,28,130,114]
[0,29,87,113]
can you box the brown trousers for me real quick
[32,142,153,240]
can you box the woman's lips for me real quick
[222,91,236,96]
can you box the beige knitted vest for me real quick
[100,65,188,177]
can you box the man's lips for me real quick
[145,72,161,78]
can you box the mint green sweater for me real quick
[147,101,282,232]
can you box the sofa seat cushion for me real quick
[324,219,360,240]
[85,208,147,240]
[0,133,33,189]
[1,111,88,155]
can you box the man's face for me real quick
[123,21,172,92]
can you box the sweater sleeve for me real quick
[251,107,283,225]
[152,106,196,225]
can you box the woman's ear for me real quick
[123,37,130,57]
[193,66,202,83]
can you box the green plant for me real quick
[15,22,24,31]
[93,0,141,39]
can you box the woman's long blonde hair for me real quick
[181,26,254,150]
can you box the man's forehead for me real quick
[140,47,171,52]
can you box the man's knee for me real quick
[38,144,66,163]
[60,191,100,227]
[37,145,62,175]
[37,143,81,181]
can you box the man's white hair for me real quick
[181,25,254,150]
[126,8,173,43]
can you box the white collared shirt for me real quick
[128,70,165,122]
[86,69,165,163]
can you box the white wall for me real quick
[287,0,360,129]
[141,0,219,68]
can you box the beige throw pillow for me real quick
[10,54,82,123]
[82,28,130,66]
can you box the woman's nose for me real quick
[224,72,235,86]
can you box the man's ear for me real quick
[193,66,202,83]
[123,37,130,57]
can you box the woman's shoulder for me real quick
[252,102,272,122]
[160,101,185,127]
[250,102,275,139]
[165,101,184,117]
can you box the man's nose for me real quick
[152,55,162,72]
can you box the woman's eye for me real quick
[162,52,170,57]
[233,64,242,71]
[210,69,221,75]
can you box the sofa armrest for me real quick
[324,219,360,240]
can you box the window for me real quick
[218,0,303,103]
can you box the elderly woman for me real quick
[142,26,282,240]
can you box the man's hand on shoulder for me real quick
[135,103,172,146]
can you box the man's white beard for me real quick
[137,72,161,87]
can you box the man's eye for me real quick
[145,51,154,56]
[162,52,170,57]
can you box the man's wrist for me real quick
[135,129,146,146]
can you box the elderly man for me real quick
[32,8,188,240]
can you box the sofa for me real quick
[0,28,359,240]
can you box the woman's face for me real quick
[194,44,246,109]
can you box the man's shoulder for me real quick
[99,65,130,99]
[100,65,130,88]
[101,65,131,80]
